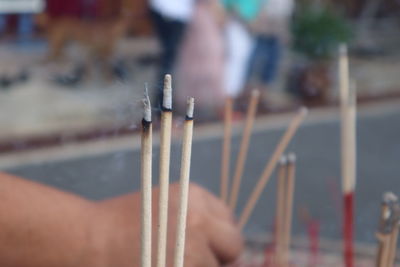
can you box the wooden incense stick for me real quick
[156,74,173,267]
[386,193,400,267]
[221,97,233,203]
[275,156,287,266]
[141,91,152,267]
[174,98,195,267]
[339,44,356,267]
[238,107,307,230]
[387,223,399,267]
[376,192,399,267]
[229,90,260,210]
[376,232,390,267]
[282,153,296,266]
[376,233,391,267]
[376,193,392,267]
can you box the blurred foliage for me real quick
[291,3,353,60]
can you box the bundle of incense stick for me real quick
[274,153,296,267]
[221,90,260,206]
[140,78,195,267]
[238,107,307,229]
[339,44,357,267]
[376,192,400,267]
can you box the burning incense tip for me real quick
[186,97,195,119]
[142,89,152,123]
[287,153,296,163]
[339,43,348,56]
[163,74,172,110]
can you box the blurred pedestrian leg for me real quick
[247,36,281,86]
[224,19,254,97]
[0,15,6,36]
[149,0,194,110]
[17,14,34,41]
[246,0,294,107]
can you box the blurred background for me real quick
[1,0,400,248]
[0,0,399,143]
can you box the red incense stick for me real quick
[339,44,357,267]
[343,193,354,267]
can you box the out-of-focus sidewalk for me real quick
[0,37,159,140]
[0,36,400,142]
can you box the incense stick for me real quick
[221,97,233,203]
[339,44,356,267]
[156,74,173,267]
[386,193,400,267]
[238,107,307,229]
[376,194,391,267]
[229,90,260,210]
[376,192,399,267]
[141,91,152,267]
[387,223,399,267]
[282,153,296,266]
[174,98,195,267]
[275,156,287,266]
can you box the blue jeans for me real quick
[0,14,34,39]
[17,14,34,39]
[247,35,281,85]
[150,8,187,109]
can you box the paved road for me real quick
[5,104,400,245]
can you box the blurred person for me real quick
[149,0,195,109]
[175,0,226,118]
[37,1,132,84]
[0,0,44,40]
[246,0,295,102]
[0,14,34,41]
[222,0,265,99]
[0,172,243,266]
[0,14,7,38]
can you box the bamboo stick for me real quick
[387,224,400,267]
[229,90,260,210]
[376,193,399,267]
[174,98,195,267]
[238,107,307,229]
[339,44,356,267]
[376,233,390,267]
[339,45,357,198]
[282,153,296,267]
[221,97,233,203]
[156,74,173,267]
[141,92,152,267]
[275,156,287,266]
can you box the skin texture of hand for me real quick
[97,183,243,267]
[0,172,243,267]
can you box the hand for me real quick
[95,183,243,267]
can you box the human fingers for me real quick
[203,213,244,264]
[184,232,219,267]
